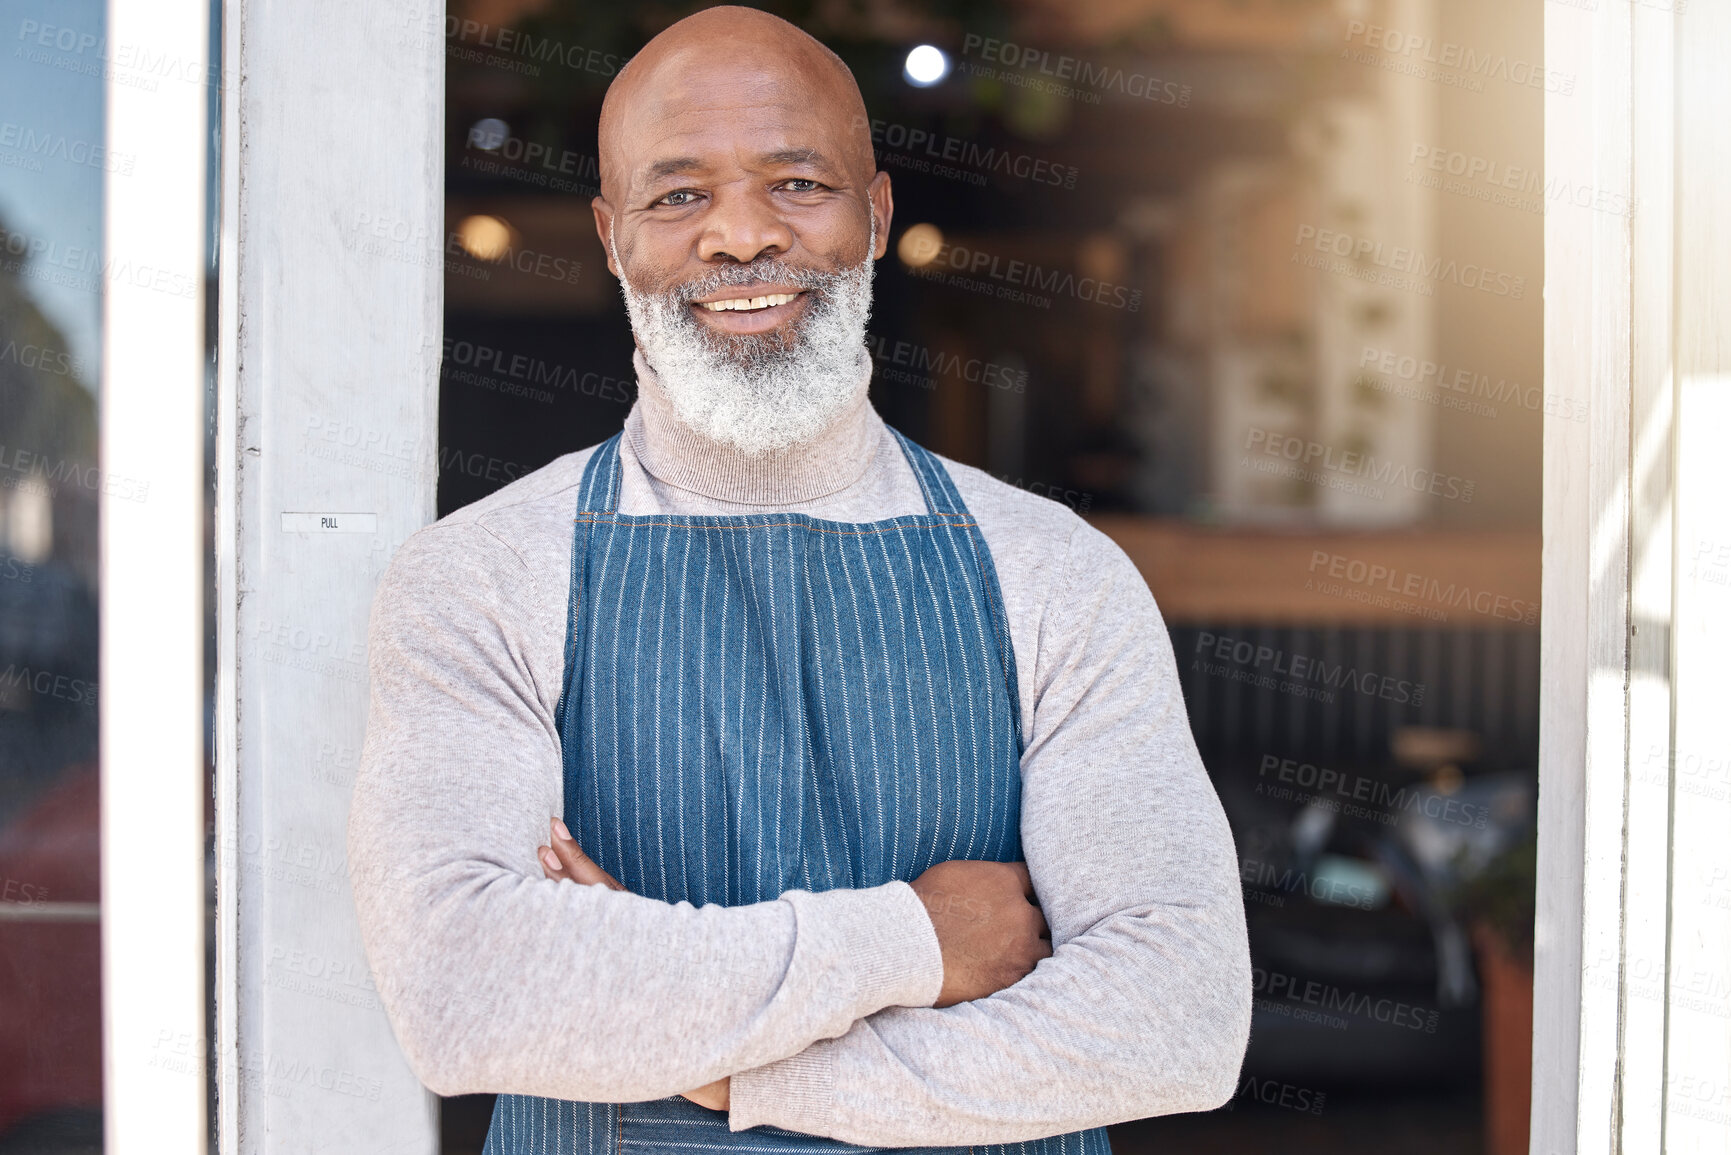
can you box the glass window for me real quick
[0,1,109,1150]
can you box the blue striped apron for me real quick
[485,430,1109,1155]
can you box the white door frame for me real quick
[101,0,211,1150]
[212,1,443,1150]
[1536,3,1731,1153]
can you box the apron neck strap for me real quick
[887,428,968,517]
[577,435,625,513]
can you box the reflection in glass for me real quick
[0,2,106,1151]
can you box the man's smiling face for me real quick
[592,7,893,356]
[587,7,894,455]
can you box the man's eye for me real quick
[782,179,825,193]
[658,190,699,207]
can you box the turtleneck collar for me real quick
[622,344,884,507]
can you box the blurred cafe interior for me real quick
[433,0,1544,1152]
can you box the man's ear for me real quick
[592,196,620,278]
[867,172,894,261]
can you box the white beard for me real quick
[612,224,875,456]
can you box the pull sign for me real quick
[281,512,379,534]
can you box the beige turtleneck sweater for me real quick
[347,348,1251,1146]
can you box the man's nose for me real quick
[696,188,795,264]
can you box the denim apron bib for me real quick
[484,431,1110,1155]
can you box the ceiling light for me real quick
[903,45,950,87]
[897,223,944,267]
[457,214,513,261]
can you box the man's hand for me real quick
[680,1077,730,1111]
[539,817,628,890]
[909,860,1052,1007]
[539,817,730,1111]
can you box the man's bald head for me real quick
[596,6,876,207]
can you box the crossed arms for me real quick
[347,517,1252,1147]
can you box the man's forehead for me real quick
[617,102,852,185]
[600,34,873,198]
[618,72,835,139]
[641,145,836,181]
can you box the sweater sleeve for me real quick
[346,520,944,1101]
[726,520,1252,1145]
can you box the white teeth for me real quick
[699,292,799,312]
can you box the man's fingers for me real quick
[549,818,627,890]
[681,1077,731,1112]
[1011,861,1034,899]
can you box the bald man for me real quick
[349,8,1251,1153]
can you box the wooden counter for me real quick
[1090,515,1541,628]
